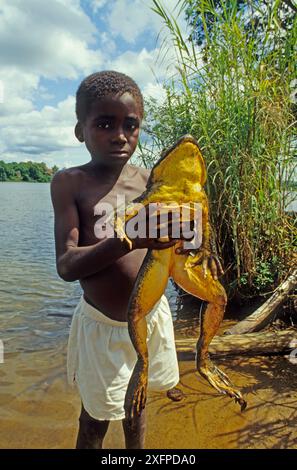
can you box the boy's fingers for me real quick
[151,239,178,250]
[202,257,208,278]
[209,257,218,280]
[154,221,195,241]
[180,231,195,241]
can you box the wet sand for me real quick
[1,345,297,449]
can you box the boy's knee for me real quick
[79,405,95,423]
[78,406,109,436]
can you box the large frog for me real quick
[114,135,246,419]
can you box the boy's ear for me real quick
[75,122,84,142]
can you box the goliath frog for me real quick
[113,135,247,419]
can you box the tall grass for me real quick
[140,0,296,298]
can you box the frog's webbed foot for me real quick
[177,247,224,281]
[124,359,148,421]
[197,355,247,411]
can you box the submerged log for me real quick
[175,328,297,359]
[225,268,297,335]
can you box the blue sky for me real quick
[0,0,187,168]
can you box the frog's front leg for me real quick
[125,249,171,421]
[171,253,247,411]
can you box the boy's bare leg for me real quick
[122,411,146,449]
[76,404,110,449]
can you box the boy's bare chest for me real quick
[76,175,147,243]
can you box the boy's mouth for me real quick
[109,149,130,156]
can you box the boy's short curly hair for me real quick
[76,70,144,122]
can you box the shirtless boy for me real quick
[51,71,182,449]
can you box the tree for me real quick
[0,167,7,181]
[183,0,297,48]
[0,161,59,182]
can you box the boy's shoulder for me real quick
[51,164,90,187]
[128,164,150,185]
[51,164,151,193]
[50,164,91,201]
[52,164,88,180]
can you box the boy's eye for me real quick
[125,120,139,131]
[97,122,110,129]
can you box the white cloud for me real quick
[0,68,38,116]
[103,0,189,94]
[107,48,158,87]
[107,44,177,92]
[143,82,166,101]
[99,31,117,55]
[0,0,103,79]
[106,0,187,44]
[0,95,77,156]
[91,0,109,12]
[0,91,91,169]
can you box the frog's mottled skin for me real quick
[116,135,246,419]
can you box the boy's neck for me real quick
[88,159,133,181]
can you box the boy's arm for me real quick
[51,171,133,282]
[51,171,178,282]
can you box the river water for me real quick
[0,182,81,355]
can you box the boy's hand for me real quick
[124,205,192,251]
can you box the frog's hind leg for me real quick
[125,249,171,421]
[171,254,246,410]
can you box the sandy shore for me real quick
[0,344,296,449]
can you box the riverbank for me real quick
[1,342,296,449]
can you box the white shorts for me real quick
[67,295,180,421]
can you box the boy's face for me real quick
[75,92,142,166]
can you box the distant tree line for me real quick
[0,161,59,182]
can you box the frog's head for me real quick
[148,135,207,187]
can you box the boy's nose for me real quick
[111,128,128,144]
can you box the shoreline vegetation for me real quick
[141,0,296,303]
[0,161,58,183]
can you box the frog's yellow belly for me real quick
[120,135,246,420]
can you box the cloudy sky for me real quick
[0,0,187,168]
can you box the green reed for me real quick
[140,0,296,298]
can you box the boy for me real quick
[51,71,183,449]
